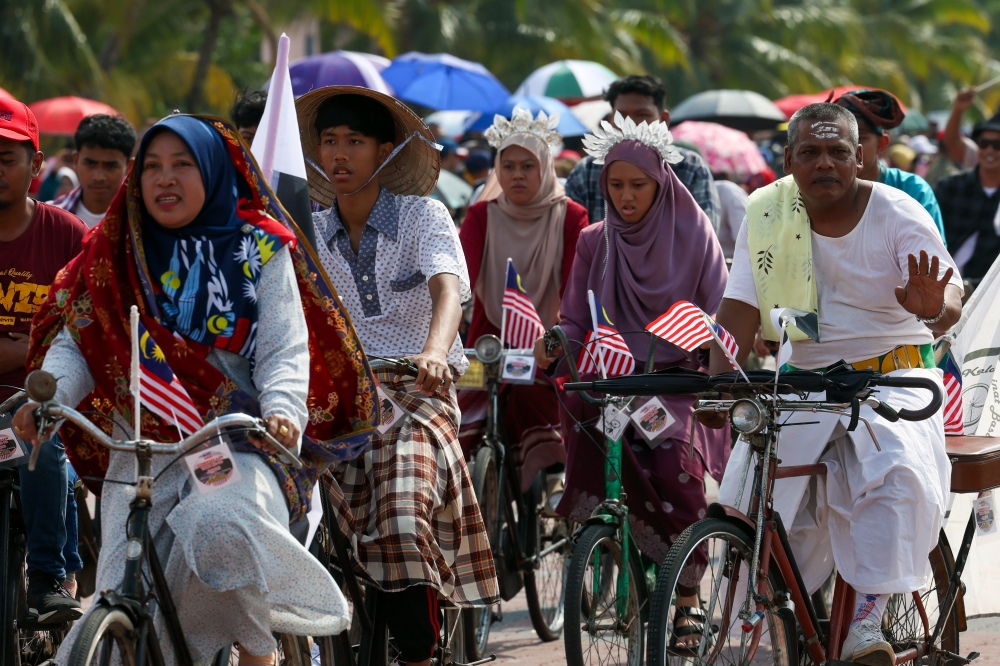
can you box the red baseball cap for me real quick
[0,97,39,152]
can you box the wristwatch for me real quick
[916,299,947,325]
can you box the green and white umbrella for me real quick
[515,60,619,100]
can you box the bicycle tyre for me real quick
[65,605,136,666]
[522,474,568,642]
[646,518,796,666]
[463,445,501,660]
[0,484,18,666]
[316,632,355,666]
[564,523,644,666]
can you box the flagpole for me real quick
[500,258,511,348]
[129,305,141,440]
[588,290,608,379]
[260,33,290,185]
[704,315,750,382]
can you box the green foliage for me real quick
[5,0,1000,128]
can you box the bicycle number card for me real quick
[974,492,999,542]
[630,397,678,446]
[501,354,536,385]
[0,413,27,468]
[597,403,629,441]
[375,383,406,434]
[185,441,241,494]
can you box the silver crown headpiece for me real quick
[581,111,682,165]
[484,106,562,154]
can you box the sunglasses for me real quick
[978,138,1000,151]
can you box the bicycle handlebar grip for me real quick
[25,370,57,403]
[873,375,942,421]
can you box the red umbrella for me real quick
[28,96,120,135]
[773,86,907,121]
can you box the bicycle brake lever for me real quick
[254,424,304,469]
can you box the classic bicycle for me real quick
[579,366,982,666]
[311,356,493,666]
[20,368,313,666]
[457,335,573,658]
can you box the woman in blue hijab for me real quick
[21,115,376,665]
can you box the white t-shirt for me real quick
[74,202,105,228]
[726,182,963,369]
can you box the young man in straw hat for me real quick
[296,86,498,666]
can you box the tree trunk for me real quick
[185,0,231,112]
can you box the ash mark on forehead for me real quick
[810,122,842,140]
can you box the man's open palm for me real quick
[894,250,952,318]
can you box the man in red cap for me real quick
[0,97,89,623]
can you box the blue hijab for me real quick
[138,116,287,359]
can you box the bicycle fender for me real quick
[705,502,757,538]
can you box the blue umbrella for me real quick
[467,95,589,136]
[287,51,392,97]
[381,52,510,112]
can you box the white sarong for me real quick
[718,368,951,595]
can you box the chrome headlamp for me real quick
[474,334,503,364]
[729,399,766,434]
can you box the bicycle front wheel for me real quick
[523,473,570,642]
[564,523,644,666]
[463,444,501,659]
[646,518,796,666]
[65,606,136,666]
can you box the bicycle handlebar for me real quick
[870,374,942,422]
[545,326,602,405]
[367,356,420,379]
[24,371,303,469]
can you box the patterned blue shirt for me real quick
[564,148,721,229]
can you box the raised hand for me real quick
[894,250,953,319]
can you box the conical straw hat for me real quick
[296,85,441,207]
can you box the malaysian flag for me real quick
[137,322,204,436]
[502,259,545,350]
[939,352,964,435]
[647,301,746,378]
[578,291,635,377]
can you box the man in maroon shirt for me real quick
[0,97,88,623]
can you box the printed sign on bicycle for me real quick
[185,441,242,494]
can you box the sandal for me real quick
[669,606,709,653]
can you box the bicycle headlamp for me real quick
[474,334,503,364]
[730,399,765,434]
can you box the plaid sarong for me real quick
[324,369,499,607]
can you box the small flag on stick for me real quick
[940,352,964,435]
[646,300,746,379]
[501,259,545,350]
[578,292,635,378]
[136,322,204,436]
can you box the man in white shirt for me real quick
[49,114,135,228]
[705,102,962,666]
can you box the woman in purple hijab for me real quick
[534,125,728,626]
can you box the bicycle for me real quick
[20,369,314,666]
[457,335,574,658]
[311,355,496,666]
[592,366,981,666]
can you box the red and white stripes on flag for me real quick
[939,353,964,435]
[646,300,714,351]
[502,259,545,350]
[136,322,204,436]
[577,291,635,377]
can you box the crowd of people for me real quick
[0,68,995,666]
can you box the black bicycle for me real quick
[21,369,313,666]
[457,335,573,658]
[311,356,495,666]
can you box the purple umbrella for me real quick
[288,51,392,97]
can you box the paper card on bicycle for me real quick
[375,382,406,434]
[184,441,241,494]
[974,492,1000,542]
[0,427,26,467]
[501,354,536,385]
[629,397,678,446]
[596,403,629,441]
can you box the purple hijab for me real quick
[560,140,727,365]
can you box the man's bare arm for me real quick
[943,89,975,165]
[709,299,761,376]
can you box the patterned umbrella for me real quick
[670,121,768,179]
[28,96,120,135]
[288,51,392,97]
[515,60,619,100]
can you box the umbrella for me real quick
[431,169,474,212]
[670,90,786,132]
[515,60,618,100]
[424,110,479,140]
[897,109,929,134]
[28,96,120,135]
[381,52,509,112]
[466,95,588,136]
[570,100,612,131]
[287,51,392,97]
[670,121,768,179]
[773,85,908,120]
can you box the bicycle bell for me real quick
[474,334,503,364]
[729,398,766,434]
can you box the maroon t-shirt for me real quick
[0,201,87,401]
